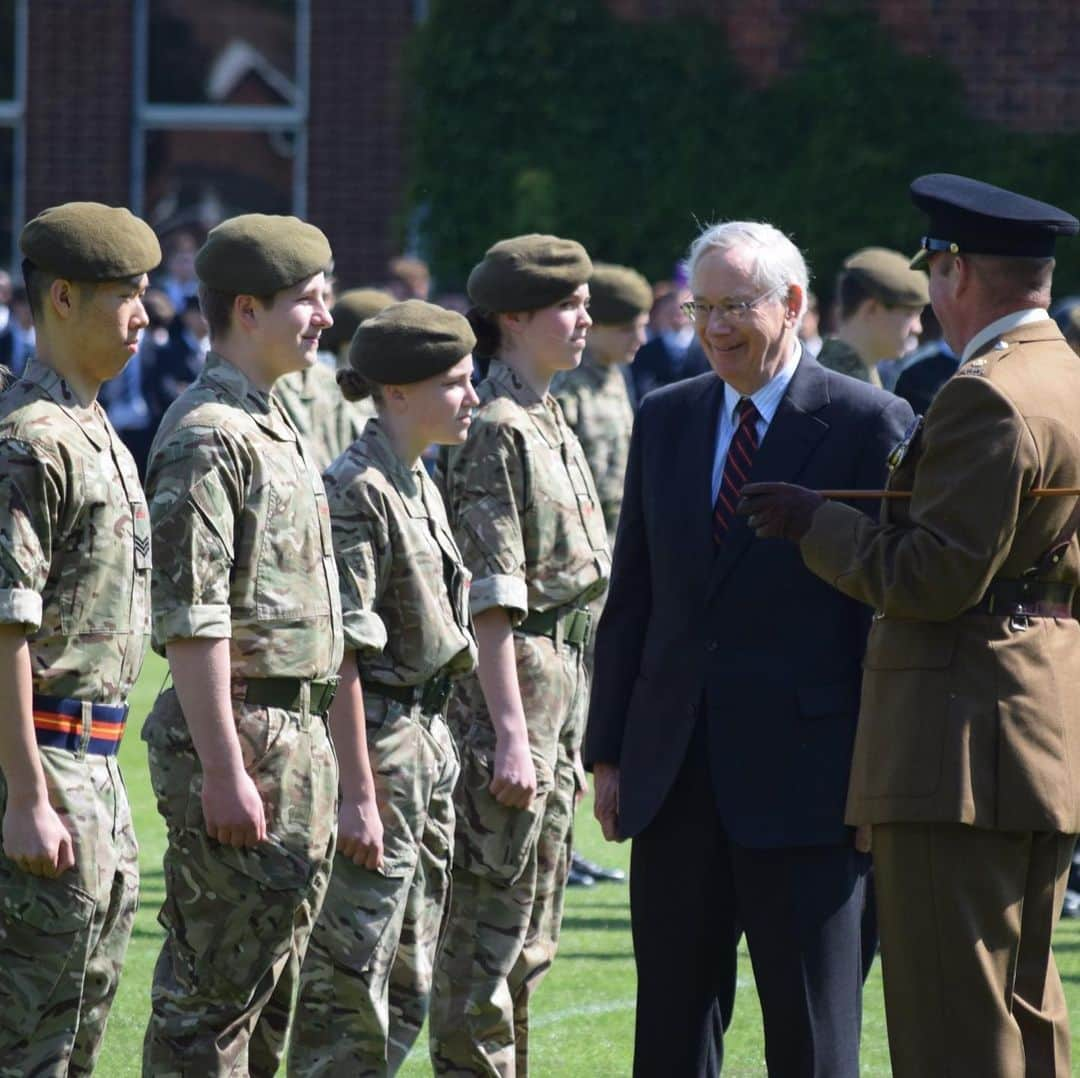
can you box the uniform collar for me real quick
[489,358,548,407]
[962,309,1050,363]
[201,351,297,441]
[361,418,425,497]
[21,357,111,449]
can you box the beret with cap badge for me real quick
[588,262,654,324]
[195,214,332,295]
[20,201,161,281]
[467,234,592,313]
[347,299,476,386]
[842,247,929,307]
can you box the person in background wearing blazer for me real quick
[585,220,913,1077]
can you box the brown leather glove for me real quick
[737,481,825,542]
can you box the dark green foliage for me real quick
[407,1,1080,302]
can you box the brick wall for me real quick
[603,0,1080,130]
[307,0,415,290]
[25,1,133,216]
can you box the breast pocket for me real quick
[254,467,332,621]
[566,449,609,555]
[59,461,139,635]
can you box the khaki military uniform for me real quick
[0,360,148,1075]
[141,352,343,1077]
[430,360,610,1076]
[816,335,882,388]
[290,418,476,1076]
[274,360,372,472]
[802,318,1080,1077]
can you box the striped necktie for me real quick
[713,397,760,545]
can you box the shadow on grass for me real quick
[560,915,631,932]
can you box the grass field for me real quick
[96,652,1080,1076]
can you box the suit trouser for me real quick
[629,721,870,1078]
[873,822,1074,1078]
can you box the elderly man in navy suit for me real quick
[585,221,914,1077]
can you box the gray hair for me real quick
[686,221,810,320]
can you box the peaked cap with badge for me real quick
[910,173,1080,268]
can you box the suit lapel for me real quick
[705,357,831,601]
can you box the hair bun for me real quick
[336,367,374,401]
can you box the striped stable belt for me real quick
[32,694,128,756]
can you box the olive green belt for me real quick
[244,677,339,717]
[364,672,455,716]
[518,605,592,649]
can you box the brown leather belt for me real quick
[966,580,1075,619]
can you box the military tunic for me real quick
[801,318,1080,1077]
[430,359,610,1076]
[291,419,476,1077]
[274,360,373,473]
[816,335,883,388]
[0,359,148,1075]
[141,351,343,1076]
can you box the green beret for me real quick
[20,202,161,281]
[589,262,653,324]
[196,214,332,295]
[348,299,476,385]
[467,234,591,313]
[843,247,929,307]
[322,288,395,352]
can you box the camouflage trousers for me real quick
[430,631,587,1077]
[0,746,138,1078]
[141,688,338,1078]
[290,691,459,1076]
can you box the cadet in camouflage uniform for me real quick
[554,262,650,544]
[273,287,395,471]
[429,236,611,1076]
[817,247,928,387]
[290,300,479,1076]
[0,203,160,1075]
[141,215,343,1076]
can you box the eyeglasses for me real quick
[680,284,787,324]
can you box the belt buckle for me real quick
[1008,603,1030,632]
[312,678,339,716]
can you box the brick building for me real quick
[2,0,1079,284]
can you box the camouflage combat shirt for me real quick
[440,359,610,620]
[324,418,476,686]
[0,365,16,393]
[146,352,343,683]
[274,360,372,473]
[817,336,883,388]
[553,352,634,542]
[0,359,150,705]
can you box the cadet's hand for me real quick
[2,797,75,877]
[738,482,824,542]
[491,732,538,809]
[855,825,872,854]
[338,797,384,871]
[202,767,267,847]
[593,763,622,842]
[572,750,589,808]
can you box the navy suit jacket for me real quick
[584,356,914,847]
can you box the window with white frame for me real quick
[131,0,308,245]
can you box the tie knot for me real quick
[736,397,759,425]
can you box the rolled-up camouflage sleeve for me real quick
[329,478,389,657]
[0,438,60,630]
[148,427,239,648]
[449,419,528,619]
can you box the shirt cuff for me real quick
[0,588,42,630]
[469,574,528,621]
[343,609,388,656]
[800,500,863,585]
[153,604,233,647]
